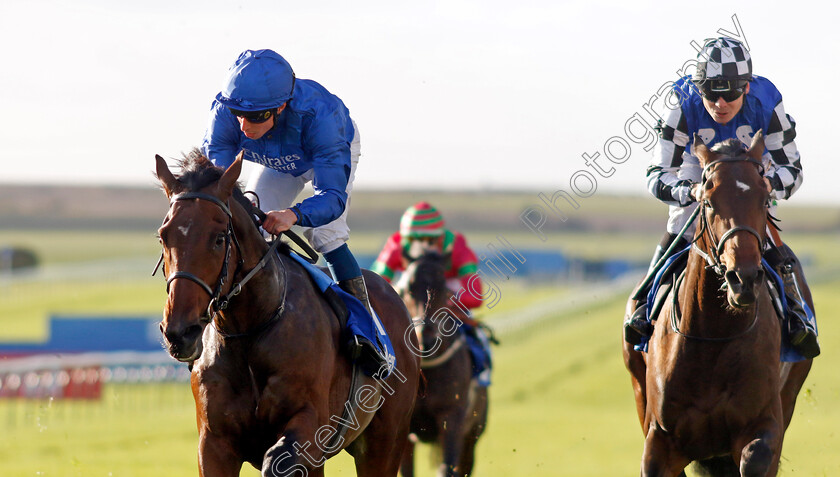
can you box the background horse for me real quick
[397,251,488,477]
[154,151,420,477]
[622,133,813,476]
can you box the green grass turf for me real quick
[2,278,838,476]
[1,225,838,475]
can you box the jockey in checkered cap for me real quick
[624,37,820,359]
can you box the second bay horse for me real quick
[622,133,813,476]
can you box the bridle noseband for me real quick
[153,192,286,335]
[155,192,243,323]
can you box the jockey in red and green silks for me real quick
[372,201,484,311]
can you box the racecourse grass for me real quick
[2,279,839,476]
[2,226,839,475]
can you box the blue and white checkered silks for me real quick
[695,37,752,81]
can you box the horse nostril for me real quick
[163,328,182,346]
[183,324,203,343]
[725,270,740,286]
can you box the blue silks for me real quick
[289,252,396,377]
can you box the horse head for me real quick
[154,151,243,362]
[399,251,456,354]
[693,132,769,308]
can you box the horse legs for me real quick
[623,298,649,433]
[398,437,416,477]
[435,410,468,477]
[350,409,414,477]
[457,386,489,476]
[457,429,480,476]
[261,408,328,477]
[734,425,782,477]
[780,360,812,429]
[197,432,244,477]
[640,427,689,477]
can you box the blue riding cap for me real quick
[215,49,296,112]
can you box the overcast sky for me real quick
[1,0,836,204]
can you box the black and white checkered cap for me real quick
[695,37,752,81]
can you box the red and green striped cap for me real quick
[400,201,445,238]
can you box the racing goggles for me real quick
[694,79,748,102]
[228,107,275,124]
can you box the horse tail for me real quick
[689,457,739,477]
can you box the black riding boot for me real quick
[765,253,820,359]
[623,232,686,345]
[338,276,391,371]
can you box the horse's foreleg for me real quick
[623,338,648,433]
[197,431,244,477]
[261,409,326,477]
[734,425,782,477]
[436,412,468,477]
[398,438,416,477]
[640,427,689,477]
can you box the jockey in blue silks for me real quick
[202,49,387,367]
[623,38,820,359]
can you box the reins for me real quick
[153,191,294,339]
[669,156,769,342]
[420,334,466,369]
[669,271,761,342]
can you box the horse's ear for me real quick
[155,154,180,198]
[217,151,243,198]
[693,134,713,167]
[747,130,765,162]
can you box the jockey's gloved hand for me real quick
[690,182,703,202]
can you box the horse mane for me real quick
[175,148,226,191]
[709,138,747,158]
[170,148,294,256]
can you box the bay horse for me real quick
[622,132,813,476]
[396,251,488,477]
[154,151,420,476]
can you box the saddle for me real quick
[639,247,807,362]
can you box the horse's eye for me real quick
[215,233,226,247]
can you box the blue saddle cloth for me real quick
[635,248,815,363]
[289,253,396,377]
[461,323,492,387]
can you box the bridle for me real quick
[153,191,287,337]
[410,313,467,369]
[671,156,770,341]
[691,157,768,277]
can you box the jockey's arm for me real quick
[762,102,803,201]
[455,272,483,309]
[647,97,697,208]
[449,233,483,310]
[292,144,349,228]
